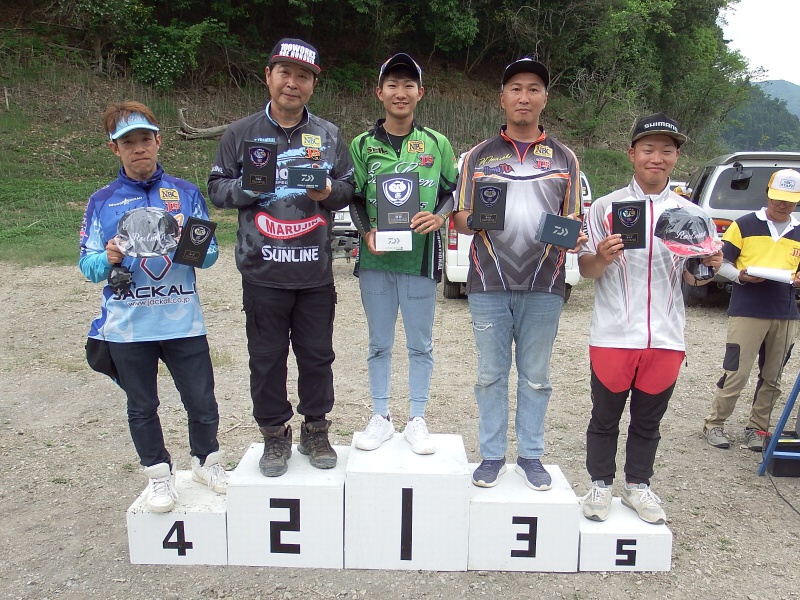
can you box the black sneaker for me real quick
[259,424,292,477]
[298,420,338,469]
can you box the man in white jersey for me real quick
[578,113,721,524]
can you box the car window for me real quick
[708,167,800,212]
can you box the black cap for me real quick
[501,57,549,89]
[631,113,687,147]
[378,53,422,86]
[269,38,321,75]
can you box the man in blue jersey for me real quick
[80,101,226,513]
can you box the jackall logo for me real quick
[618,206,641,227]
[407,140,424,153]
[419,154,434,168]
[302,134,322,148]
[535,158,552,170]
[533,145,553,158]
[159,188,179,201]
[481,163,514,176]
[255,213,326,240]
[118,283,196,300]
[163,201,181,212]
[382,177,414,207]
[305,148,322,160]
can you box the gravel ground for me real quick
[2,252,800,600]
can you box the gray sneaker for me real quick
[744,427,764,451]
[472,458,507,487]
[703,426,730,449]
[582,480,612,521]
[620,483,666,524]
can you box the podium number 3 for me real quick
[162,521,193,556]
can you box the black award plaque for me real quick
[376,172,419,231]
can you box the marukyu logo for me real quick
[382,177,413,207]
[618,206,641,227]
[250,146,272,168]
[255,213,326,239]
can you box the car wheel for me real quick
[564,284,572,303]
[443,272,462,299]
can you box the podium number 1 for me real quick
[400,488,413,561]
[162,521,193,556]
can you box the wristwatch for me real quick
[466,214,481,232]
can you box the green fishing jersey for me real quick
[350,119,458,280]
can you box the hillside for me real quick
[757,80,800,118]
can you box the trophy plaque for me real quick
[535,213,581,250]
[242,141,277,193]
[288,167,328,190]
[471,180,507,230]
[376,172,419,231]
[612,200,646,249]
[173,217,217,267]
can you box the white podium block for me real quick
[467,464,579,572]
[127,470,228,565]
[226,443,348,568]
[345,433,470,571]
[578,498,672,571]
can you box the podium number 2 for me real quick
[270,498,301,554]
[162,521,193,556]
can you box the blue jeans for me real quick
[359,269,437,418]
[468,291,564,460]
[108,336,219,467]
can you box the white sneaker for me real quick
[143,462,178,513]
[582,480,612,521]
[356,414,395,450]
[191,450,228,494]
[620,483,667,524]
[403,417,435,455]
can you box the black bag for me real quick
[85,337,119,383]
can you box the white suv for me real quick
[443,171,592,300]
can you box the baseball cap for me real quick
[109,112,159,140]
[767,169,800,202]
[378,52,422,86]
[117,207,180,257]
[269,38,321,75]
[654,206,721,257]
[630,113,687,148]
[501,57,549,89]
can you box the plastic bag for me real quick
[116,207,180,257]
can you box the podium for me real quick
[127,435,673,571]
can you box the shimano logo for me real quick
[644,121,677,131]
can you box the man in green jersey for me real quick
[349,53,458,454]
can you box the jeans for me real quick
[243,280,337,427]
[109,336,219,467]
[359,269,437,418]
[468,290,564,460]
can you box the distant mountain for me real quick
[757,80,800,119]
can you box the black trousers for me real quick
[585,368,674,486]
[242,280,337,427]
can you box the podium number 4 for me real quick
[162,521,193,556]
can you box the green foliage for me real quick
[720,86,800,151]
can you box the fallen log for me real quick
[176,108,228,139]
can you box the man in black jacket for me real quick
[208,38,355,477]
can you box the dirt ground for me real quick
[2,251,800,600]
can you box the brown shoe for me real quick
[259,424,292,477]
[298,420,337,469]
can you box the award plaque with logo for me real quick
[376,172,420,231]
[612,200,646,249]
[242,141,277,193]
[471,180,507,230]
[535,213,581,250]
[173,217,217,267]
[288,167,328,190]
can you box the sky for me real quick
[721,0,800,85]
